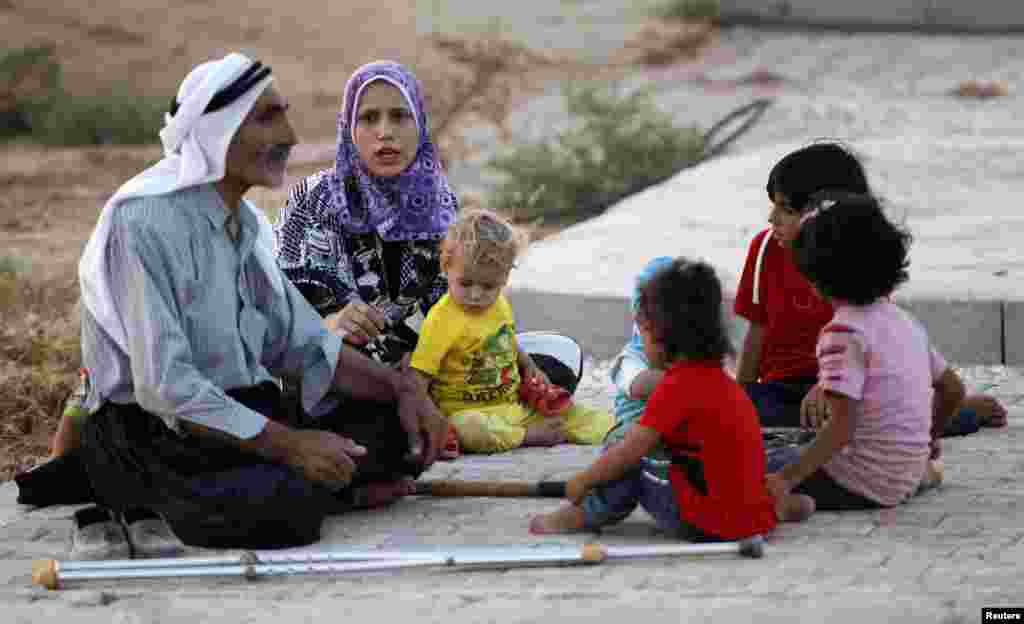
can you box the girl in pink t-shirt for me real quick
[766,193,965,510]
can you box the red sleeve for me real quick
[638,373,684,437]
[733,229,770,324]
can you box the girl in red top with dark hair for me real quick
[530,258,813,540]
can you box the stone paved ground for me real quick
[1,359,1021,622]
[3,11,1023,622]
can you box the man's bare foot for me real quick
[355,478,417,509]
[775,493,815,523]
[962,394,1007,428]
[529,503,586,534]
[522,422,568,447]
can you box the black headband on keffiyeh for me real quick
[169,61,272,117]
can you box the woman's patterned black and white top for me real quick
[274,170,447,330]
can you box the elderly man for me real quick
[72,53,446,551]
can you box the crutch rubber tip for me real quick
[581,543,608,564]
[738,536,765,559]
[32,559,59,590]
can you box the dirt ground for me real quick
[0,1,712,480]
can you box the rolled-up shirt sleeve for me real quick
[610,339,648,398]
[110,216,268,439]
[816,321,867,401]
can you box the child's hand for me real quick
[566,474,592,505]
[523,364,550,386]
[800,384,830,429]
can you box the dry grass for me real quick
[0,265,81,480]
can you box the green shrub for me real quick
[487,84,704,224]
[1,46,163,145]
[659,0,720,21]
[0,254,26,276]
[32,87,165,146]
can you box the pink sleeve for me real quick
[816,322,867,400]
[929,346,948,382]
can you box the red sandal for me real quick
[519,375,573,417]
[440,423,460,460]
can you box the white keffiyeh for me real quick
[79,52,282,353]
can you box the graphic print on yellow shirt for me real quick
[410,293,522,415]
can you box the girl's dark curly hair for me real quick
[766,141,871,212]
[791,192,912,305]
[636,258,734,363]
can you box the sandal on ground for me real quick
[122,508,185,559]
[71,506,131,561]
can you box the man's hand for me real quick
[394,371,446,468]
[325,301,387,346]
[800,384,831,429]
[244,420,366,492]
[281,429,366,491]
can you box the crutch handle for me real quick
[32,559,59,590]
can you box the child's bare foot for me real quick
[962,394,1007,428]
[916,459,944,495]
[50,411,82,458]
[522,422,568,447]
[529,503,586,534]
[354,478,417,509]
[775,493,815,523]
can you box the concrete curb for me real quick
[509,289,1017,365]
[718,0,1024,35]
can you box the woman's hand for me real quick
[325,301,387,346]
[800,384,831,429]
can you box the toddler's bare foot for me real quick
[529,503,585,534]
[775,493,815,523]
[962,394,1007,428]
[522,422,568,447]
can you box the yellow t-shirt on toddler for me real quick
[410,293,521,416]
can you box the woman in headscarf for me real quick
[275,60,461,455]
[275,60,456,365]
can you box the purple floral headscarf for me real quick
[327,60,457,241]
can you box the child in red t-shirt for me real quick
[734,142,1006,432]
[530,258,813,540]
